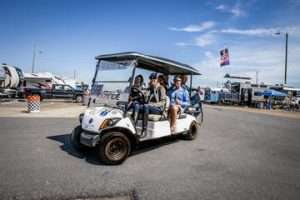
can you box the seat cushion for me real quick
[126,111,133,118]
[148,114,162,121]
[178,114,187,119]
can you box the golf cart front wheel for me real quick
[98,132,131,165]
[70,125,86,151]
[183,121,198,140]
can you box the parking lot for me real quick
[0,100,86,118]
[0,102,299,200]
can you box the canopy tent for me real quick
[263,89,287,97]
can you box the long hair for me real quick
[158,74,168,90]
[135,74,144,86]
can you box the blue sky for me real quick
[1,0,300,87]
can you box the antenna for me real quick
[73,69,77,79]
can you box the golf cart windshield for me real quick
[90,60,134,108]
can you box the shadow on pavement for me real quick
[47,133,180,165]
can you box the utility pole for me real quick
[255,71,259,84]
[275,31,289,85]
[284,33,288,85]
[31,45,36,73]
[73,69,77,79]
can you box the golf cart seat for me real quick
[126,96,170,122]
[148,113,187,121]
[148,114,163,121]
[178,114,187,119]
[126,112,164,121]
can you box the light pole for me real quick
[31,45,36,73]
[275,32,288,85]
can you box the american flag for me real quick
[220,48,230,67]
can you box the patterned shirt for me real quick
[168,86,190,108]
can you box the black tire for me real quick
[75,95,83,103]
[70,125,86,151]
[196,111,203,126]
[39,95,44,102]
[98,132,131,165]
[183,121,198,140]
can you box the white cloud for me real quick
[220,26,300,36]
[192,51,222,85]
[216,4,226,11]
[175,33,216,47]
[220,28,277,36]
[175,42,190,47]
[195,33,215,47]
[215,3,245,17]
[169,21,215,32]
[193,43,300,87]
[205,51,213,58]
[230,6,244,17]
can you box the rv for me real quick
[0,63,24,98]
[230,82,268,106]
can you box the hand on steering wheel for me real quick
[131,87,146,104]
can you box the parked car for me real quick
[23,84,84,102]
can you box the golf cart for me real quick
[71,52,202,164]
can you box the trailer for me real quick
[0,63,24,98]
[228,82,269,106]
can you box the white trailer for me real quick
[0,63,24,98]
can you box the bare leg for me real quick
[170,105,179,133]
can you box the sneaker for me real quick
[170,126,176,134]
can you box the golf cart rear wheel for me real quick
[70,125,86,151]
[196,111,203,126]
[183,121,198,140]
[99,132,131,165]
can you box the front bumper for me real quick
[80,131,100,147]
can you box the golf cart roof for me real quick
[95,52,201,75]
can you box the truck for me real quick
[23,84,84,102]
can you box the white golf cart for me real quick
[71,52,203,164]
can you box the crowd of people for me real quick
[127,72,202,134]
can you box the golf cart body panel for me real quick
[81,107,135,134]
[136,114,195,141]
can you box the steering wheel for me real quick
[130,87,146,104]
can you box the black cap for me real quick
[149,72,158,80]
[173,75,182,81]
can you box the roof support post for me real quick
[88,59,101,107]
[189,74,193,98]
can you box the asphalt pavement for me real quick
[0,106,299,200]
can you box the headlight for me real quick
[99,118,121,129]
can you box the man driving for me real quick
[127,74,145,121]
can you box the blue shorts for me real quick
[134,104,162,114]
